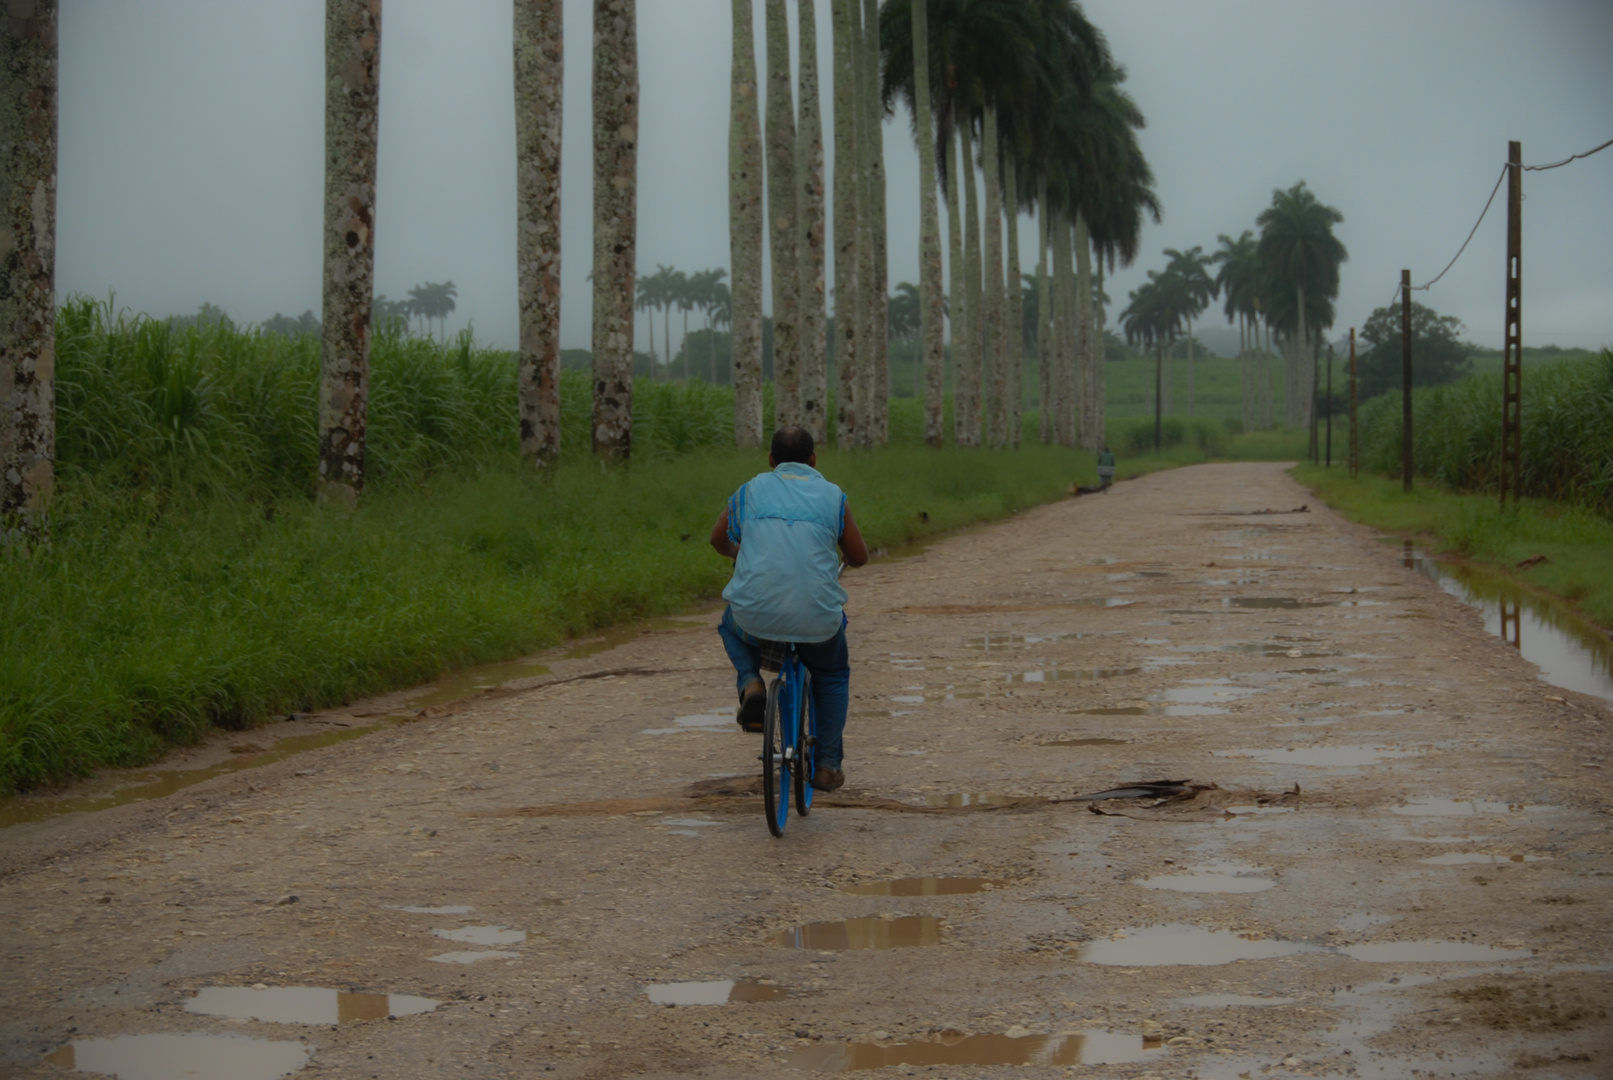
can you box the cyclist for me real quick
[709,425,868,792]
[1097,445,1117,491]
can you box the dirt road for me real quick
[3,462,1609,1080]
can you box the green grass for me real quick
[0,444,1094,795]
[1293,465,1613,631]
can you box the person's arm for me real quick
[710,508,739,559]
[838,503,870,567]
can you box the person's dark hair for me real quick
[770,425,814,464]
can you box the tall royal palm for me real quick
[1212,229,1261,430]
[514,0,563,463]
[764,0,800,426]
[0,0,57,542]
[1120,276,1175,451]
[797,0,829,442]
[1161,245,1215,417]
[592,0,638,459]
[730,0,765,446]
[318,0,382,502]
[1257,181,1346,432]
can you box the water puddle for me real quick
[1079,924,1317,966]
[560,616,707,660]
[1224,745,1421,768]
[395,904,473,915]
[963,631,1110,651]
[1419,852,1551,865]
[44,1033,310,1079]
[0,717,416,832]
[775,915,943,950]
[640,708,737,735]
[1139,862,1275,893]
[646,978,788,1005]
[1043,737,1128,747]
[1404,546,1613,704]
[427,950,520,964]
[405,660,551,709]
[920,793,1033,808]
[842,877,1004,896]
[1076,706,1155,716]
[786,1030,1163,1070]
[1162,681,1265,707]
[1178,993,1298,1008]
[432,925,525,945]
[1341,941,1532,962]
[1009,667,1139,683]
[1391,798,1554,817]
[1225,597,1333,609]
[185,985,439,1024]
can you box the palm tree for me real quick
[796,0,829,442]
[730,0,765,446]
[673,269,695,380]
[861,0,889,446]
[764,0,800,427]
[661,265,683,376]
[514,0,563,464]
[635,268,662,363]
[1162,245,1216,416]
[0,0,57,542]
[708,279,732,384]
[688,268,729,383]
[318,0,382,504]
[1257,181,1346,435]
[829,0,860,445]
[1120,276,1177,450]
[591,0,638,459]
[1212,229,1260,430]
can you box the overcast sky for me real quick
[58,0,1613,355]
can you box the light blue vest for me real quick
[722,462,849,643]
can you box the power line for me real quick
[1523,136,1613,172]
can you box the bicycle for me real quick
[757,638,817,838]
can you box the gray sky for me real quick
[59,0,1613,354]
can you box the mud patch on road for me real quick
[785,1029,1163,1070]
[842,877,1005,896]
[776,915,943,950]
[185,985,439,1024]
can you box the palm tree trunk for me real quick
[796,0,827,443]
[829,0,859,446]
[910,0,943,447]
[0,0,57,543]
[591,0,638,459]
[861,0,888,446]
[1051,209,1073,447]
[944,121,966,445]
[662,302,671,377]
[979,106,1006,448]
[764,0,799,428]
[1036,179,1051,445]
[514,0,564,464]
[1186,315,1195,417]
[681,308,690,379]
[1293,284,1308,431]
[729,0,765,447]
[1092,257,1107,448]
[1061,216,1080,447]
[958,119,982,448]
[319,0,382,503]
[1073,211,1094,449]
[1003,153,1023,448]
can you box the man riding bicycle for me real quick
[709,426,868,792]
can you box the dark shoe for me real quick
[736,679,766,733]
[810,765,845,792]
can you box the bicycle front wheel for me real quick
[793,666,815,817]
[761,677,788,837]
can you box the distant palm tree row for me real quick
[634,266,732,382]
[1121,181,1347,444]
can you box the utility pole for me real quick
[1500,140,1523,509]
[1348,327,1359,479]
[1401,269,1413,492]
[1325,340,1333,467]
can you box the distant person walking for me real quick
[1097,446,1117,491]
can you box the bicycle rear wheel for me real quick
[760,677,789,837]
[793,666,815,817]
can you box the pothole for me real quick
[645,978,789,1005]
[1079,924,1317,966]
[431,925,525,946]
[842,877,1005,896]
[44,1034,311,1079]
[784,1030,1164,1070]
[185,985,439,1025]
[775,915,943,950]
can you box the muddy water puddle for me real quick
[1402,545,1613,705]
[1392,798,1555,817]
[1222,745,1421,768]
[427,950,520,964]
[646,978,789,1005]
[639,708,738,735]
[1042,737,1129,746]
[432,924,525,945]
[1420,852,1551,865]
[842,876,1004,896]
[1341,941,1532,962]
[1139,862,1275,893]
[964,631,1112,651]
[776,915,943,950]
[405,659,552,709]
[185,985,439,1024]
[786,1030,1163,1070]
[44,1033,311,1079]
[919,792,1038,808]
[1009,666,1139,683]
[1081,924,1317,966]
[1225,596,1334,609]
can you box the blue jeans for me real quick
[718,606,850,769]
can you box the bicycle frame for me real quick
[760,641,816,837]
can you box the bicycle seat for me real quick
[758,639,789,674]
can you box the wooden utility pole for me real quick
[1348,327,1359,478]
[1500,140,1523,508]
[1401,269,1413,492]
